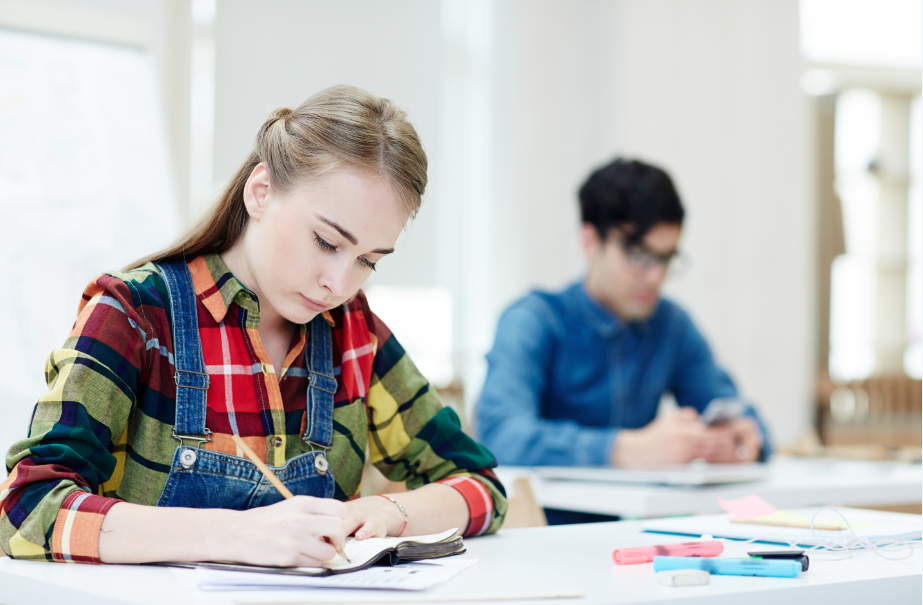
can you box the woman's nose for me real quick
[320,258,351,298]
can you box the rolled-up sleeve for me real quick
[1,274,148,561]
[365,315,507,537]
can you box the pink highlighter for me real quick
[612,540,724,565]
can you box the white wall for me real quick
[601,0,816,444]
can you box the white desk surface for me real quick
[1,509,920,605]
[497,457,923,518]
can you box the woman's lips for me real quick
[300,294,329,312]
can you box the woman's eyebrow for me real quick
[316,213,395,255]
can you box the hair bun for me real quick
[268,107,293,128]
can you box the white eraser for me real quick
[657,569,710,587]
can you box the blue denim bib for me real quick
[154,261,337,509]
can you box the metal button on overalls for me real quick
[180,449,197,468]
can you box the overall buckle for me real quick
[302,437,331,474]
[172,428,212,468]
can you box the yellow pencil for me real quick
[230,433,351,563]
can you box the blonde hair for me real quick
[127,85,427,270]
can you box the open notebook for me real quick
[155,528,464,577]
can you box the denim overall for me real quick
[154,261,337,509]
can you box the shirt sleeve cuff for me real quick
[51,491,121,564]
[743,408,773,460]
[436,476,494,537]
[574,428,619,466]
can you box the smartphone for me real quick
[700,398,746,426]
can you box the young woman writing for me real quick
[0,85,507,567]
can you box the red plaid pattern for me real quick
[191,256,491,526]
[336,302,377,399]
[52,492,119,563]
[436,473,496,537]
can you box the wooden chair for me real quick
[500,476,548,529]
[815,373,922,458]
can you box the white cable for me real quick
[730,507,919,562]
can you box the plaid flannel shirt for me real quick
[1,254,506,563]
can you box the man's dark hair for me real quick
[578,158,685,244]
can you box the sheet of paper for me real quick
[196,558,477,592]
[744,510,881,530]
[717,493,778,519]
[643,508,917,548]
[752,510,831,527]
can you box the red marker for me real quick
[612,540,724,565]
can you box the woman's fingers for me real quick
[355,517,387,540]
[299,514,347,550]
[348,512,388,540]
[343,510,365,537]
[231,498,351,566]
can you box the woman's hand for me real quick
[344,495,405,540]
[224,496,348,567]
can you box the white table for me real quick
[1,509,920,605]
[497,457,923,518]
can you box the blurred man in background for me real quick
[477,158,772,524]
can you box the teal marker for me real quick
[653,556,802,578]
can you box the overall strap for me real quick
[303,313,337,448]
[156,261,211,439]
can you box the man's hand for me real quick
[699,417,762,463]
[611,407,709,465]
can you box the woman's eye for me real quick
[314,234,336,252]
[360,257,377,271]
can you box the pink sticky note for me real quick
[717,494,778,520]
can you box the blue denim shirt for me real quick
[476,282,773,466]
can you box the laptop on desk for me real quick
[531,463,770,487]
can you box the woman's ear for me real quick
[243,163,272,219]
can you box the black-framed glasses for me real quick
[621,241,689,275]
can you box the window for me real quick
[0,29,178,448]
[800,0,921,382]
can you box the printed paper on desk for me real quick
[196,558,477,592]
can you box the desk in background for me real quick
[1,509,920,605]
[496,457,923,519]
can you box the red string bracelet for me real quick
[375,494,408,537]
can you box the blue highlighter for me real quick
[653,556,802,578]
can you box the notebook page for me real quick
[316,528,459,572]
